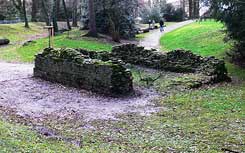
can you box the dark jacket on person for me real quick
[160,20,164,27]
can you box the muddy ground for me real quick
[0,62,164,123]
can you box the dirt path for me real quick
[0,32,48,50]
[0,62,163,122]
[139,20,194,49]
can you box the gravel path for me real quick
[139,20,194,49]
[0,62,163,121]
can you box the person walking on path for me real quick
[139,20,194,49]
[148,20,152,29]
[160,19,164,32]
[152,20,156,29]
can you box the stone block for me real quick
[0,38,10,45]
[34,48,133,96]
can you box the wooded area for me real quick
[0,0,244,64]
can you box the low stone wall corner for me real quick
[34,48,133,96]
[111,44,231,83]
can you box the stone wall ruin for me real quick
[110,44,231,83]
[34,48,133,96]
[34,44,230,96]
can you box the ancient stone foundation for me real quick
[110,44,231,83]
[34,48,133,95]
[34,44,230,95]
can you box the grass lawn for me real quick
[136,32,150,40]
[0,22,46,43]
[0,121,79,152]
[17,30,113,62]
[0,23,113,62]
[160,20,245,80]
[160,20,230,58]
[1,82,244,152]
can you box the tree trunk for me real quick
[72,0,78,27]
[31,0,38,22]
[23,0,29,28]
[189,0,193,19]
[148,0,151,8]
[12,0,29,28]
[62,0,71,30]
[56,0,61,17]
[41,0,50,25]
[53,0,59,33]
[87,0,97,37]
[182,0,186,19]
[194,0,199,18]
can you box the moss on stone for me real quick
[34,48,133,96]
[111,44,231,83]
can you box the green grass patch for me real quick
[0,22,46,43]
[1,82,243,152]
[160,20,245,80]
[0,24,113,62]
[17,32,113,62]
[154,84,245,152]
[160,20,231,58]
[135,32,150,40]
[0,120,79,152]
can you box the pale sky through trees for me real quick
[166,0,209,15]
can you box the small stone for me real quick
[0,38,10,45]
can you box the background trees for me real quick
[12,0,29,28]
[1,0,81,31]
[81,0,138,39]
[188,0,200,18]
[209,0,245,66]
[87,0,97,37]
[72,0,78,27]
[0,0,18,20]
[140,5,161,24]
[140,0,187,23]
[162,3,186,21]
[31,0,39,22]
[62,0,71,30]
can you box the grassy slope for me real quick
[0,23,46,62]
[0,23,112,62]
[160,20,230,57]
[0,22,46,42]
[160,20,245,80]
[17,31,112,62]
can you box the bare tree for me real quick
[188,0,200,19]
[62,0,71,30]
[52,0,59,32]
[22,0,29,27]
[41,0,50,25]
[12,0,29,28]
[56,0,61,16]
[72,0,78,27]
[188,0,193,18]
[31,0,38,22]
[87,0,97,37]
[193,0,200,18]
